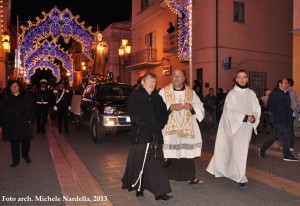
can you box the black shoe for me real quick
[58,130,62,133]
[42,130,46,133]
[36,129,40,133]
[136,191,144,197]
[65,130,69,133]
[155,194,172,201]
[259,148,265,158]
[239,182,247,189]
[10,162,19,167]
[283,155,299,162]
[24,157,31,164]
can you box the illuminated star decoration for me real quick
[164,0,192,61]
[24,40,73,82]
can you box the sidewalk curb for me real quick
[47,121,113,206]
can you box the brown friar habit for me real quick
[122,86,171,197]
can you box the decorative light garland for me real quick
[19,6,95,61]
[23,39,73,83]
[0,0,4,35]
[164,0,192,61]
[26,57,61,83]
[17,6,97,84]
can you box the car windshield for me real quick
[96,85,131,98]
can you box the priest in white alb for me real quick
[206,70,261,188]
[159,70,205,184]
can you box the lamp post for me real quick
[118,39,131,82]
[2,31,10,84]
[81,61,87,85]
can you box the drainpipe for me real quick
[189,1,193,87]
[216,0,219,90]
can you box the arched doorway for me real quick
[30,69,54,86]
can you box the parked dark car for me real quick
[81,82,131,143]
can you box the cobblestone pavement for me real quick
[0,119,300,206]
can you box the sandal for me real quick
[188,178,204,184]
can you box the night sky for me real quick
[11,0,132,31]
[10,0,132,85]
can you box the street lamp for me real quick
[2,32,10,53]
[81,61,88,85]
[81,62,87,71]
[2,31,10,83]
[118,39,131,82]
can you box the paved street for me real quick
[1,119,300,206]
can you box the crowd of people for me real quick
[0,79,72,167]
[0,70,299,201]
[122,69,300,200]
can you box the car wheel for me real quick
[91,118,106,144]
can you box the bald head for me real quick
[172,70,185,89]
[173,69,184,76]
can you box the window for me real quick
[233,2,245,23]
[141,0,150,10]
[145,32,155,48]
[145,32,156,61]
[75,42,81,53]
[249,72,267,98]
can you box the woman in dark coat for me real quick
[0,80,35,167]
[122,73,172,200]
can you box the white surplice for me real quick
[206,85,261,183]
[159,86,204,159]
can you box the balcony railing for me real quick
[127,48,161,69]
[163,31,178,53]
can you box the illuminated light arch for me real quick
[26,58,61,83]
[164,0,192,61]
[24,40,73,83]
[19,6,95,62]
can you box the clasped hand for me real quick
[170,103,192,111]
[247,115,255,123]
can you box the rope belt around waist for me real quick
[36,102,49,104]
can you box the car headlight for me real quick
[104,106,116,114]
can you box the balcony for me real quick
[127,48,161,69]
[163,31,178,54]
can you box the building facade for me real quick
[129,0,293,97]
[0,0,11,89]
[293,0,300,97]
[101,20,131,84]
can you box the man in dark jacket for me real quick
[204,88,217,131]
[259,79,298,161]
[0,80,35,167]
[53,81,72,133]
[33,79,53,133]
[122,73,172,201]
